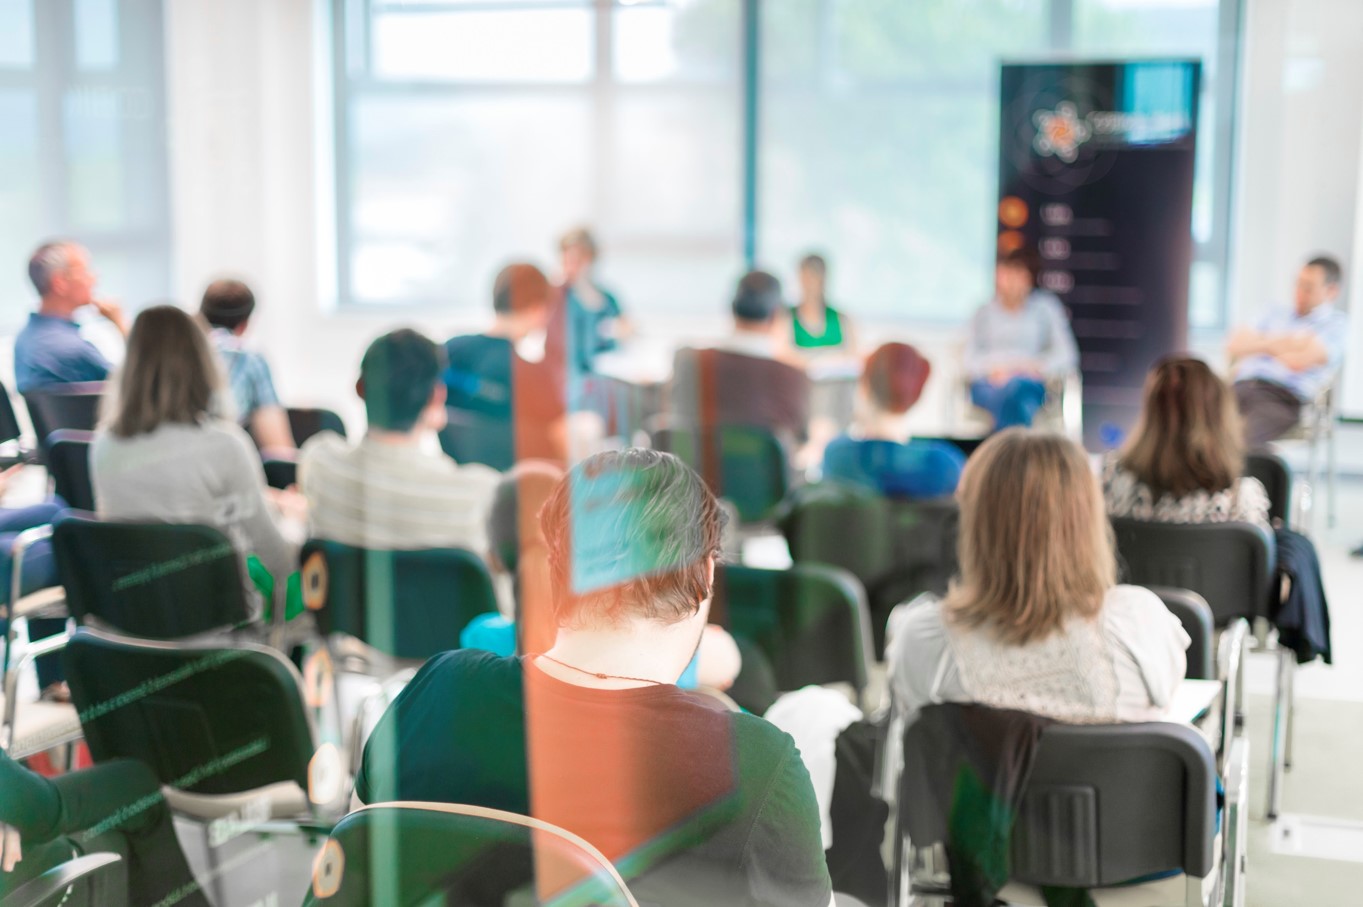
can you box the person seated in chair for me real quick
[199,278,296,454]
[1104,356,1270,530]
[890,429,1188,726]
[299,329,499,552]
[444,263,567,463]
[963,248,1078,431]
[671,271,812,450]
[15,241,127,393]
[823,342,965,498]
[1226,255,1346,446]
[91,306,297,618]
[353,448,832,906]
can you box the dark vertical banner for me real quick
[998,60,1200,449]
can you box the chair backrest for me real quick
[63,627,315,797]
[301,539,499,660]
[898,713,1216,891]
[0,852,126,907]
[437,406,515,471]
[652,425,789,524]
[52,516,252,639]
[1146,586,1215,680]
[23,383,103,446]
[0,379,24,448]
[287,407,347,446]
[44,429,95,511]
[1245,450,1291,527]
[713,564,873,703]
[306,802,639,907]
[1109,517,1275,627]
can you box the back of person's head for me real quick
[1119,355,1242,497]
[200,279,256,332]
[107,305,222,438]
[359,329,445,433]
[863,342,931,415]
[28,240,80,297]
[1306,255,1343,288]
[948,429,1115,645]
[731,270,783,325]
[492,263,552,317]
[539,448,727,630]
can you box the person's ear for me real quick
[355,377,365,400]
[234,320,250,337]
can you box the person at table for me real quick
[559,226,629,375]
[823,342,964,498]
[350,448,832,906]
[963,248,1078,431]
[1104,356,1270,530]
[91,305,297,618]
[791,253,855,353]
[444,263,567,462]
[1226,255,1347,446]
[671,270,811,448]
[199,278,296,453]
[15,240,128,393]
[890,429,1188,726]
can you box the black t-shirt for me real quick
[355,650,832,907]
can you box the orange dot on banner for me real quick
[999,196,1029,228]
[997,230,1026,254]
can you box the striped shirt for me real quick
[298,433,499,553]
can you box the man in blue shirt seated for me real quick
[1227,255,1347,446]
[199,278,295,452]
[14,240,128,393]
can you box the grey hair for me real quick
[29,241,78,296]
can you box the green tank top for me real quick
[792,304,844,348]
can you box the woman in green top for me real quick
[791,252,856,352]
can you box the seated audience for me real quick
[199,278,296,452]
[0,751,209,906]
[1227,255,1346,445]
[0,464,67,699]
[299,329,498,552]
[15,241,127,392]
[444,263,566,462]
[790,253,856,353]
[91,305,295,616]
[891,429,1188,725]
[353,448,831,905]
[559,226,629,374]
[671,270,812,447]
[1104,356,1270,529]
[964,248,1078,430]
[823,342,965,498]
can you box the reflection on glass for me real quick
[0,0,34,68]
[613,1,739,83]
[0,89,39,313]
[371,10,594,82]
[64,89,125,229]
[74,0,120,70]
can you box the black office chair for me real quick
[896,709,1221,906]
[652,424,790,526]
[437,406,515,471]
[0,379,30,468]
[714,563,875,709]
[52,516,253,639]
[23,383,103,456]
[287,407,347,446]
[301,803,640,907]
[300,539,499,662]
[0,853,126,907]
[1147,586,1215,681]
[1245,450,1291,528]
[62,627,329,905]
[43,430,95,511]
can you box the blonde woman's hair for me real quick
[104,304,225,438]
[1119,355,1243,498]
[946,429,1116,645]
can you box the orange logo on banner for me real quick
[998,196,1029,228]
[997,230,1026,254]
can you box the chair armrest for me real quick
[0,852,126,907]
[1218,618,1250,764]
[8,525,54,616]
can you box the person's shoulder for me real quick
[1103,584,1167,618]
[910,438,966,465]
[412,649,523,695]
[298,430,350,468]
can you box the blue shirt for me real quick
[822,435,966,499]
[13,313,111,393]
[209,328,280,422]
[1234,304,1347,401]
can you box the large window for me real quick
[0,0,169,326]
[331,0,744,315]
[333,0,1238,327]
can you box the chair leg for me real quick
[1327,424,1338,529]
[1284,651,1296,770]
[1267,647,1292,820]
